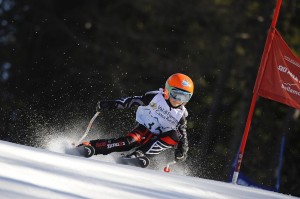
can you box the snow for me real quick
[0,140,297,199]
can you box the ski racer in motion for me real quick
[77,73,194,168]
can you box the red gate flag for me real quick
[254,29,300,109]
[232,0,284,185]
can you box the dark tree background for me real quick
[1,0,300,196]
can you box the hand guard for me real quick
[96,101,115,111]
[175,149,187,162]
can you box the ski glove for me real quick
[175,149,187,162]
[96,101,117,111]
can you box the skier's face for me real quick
[169,97,184,107]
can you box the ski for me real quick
[116,154,150,168]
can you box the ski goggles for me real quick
[169,88,192,103]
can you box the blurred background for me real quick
[0,0,299,196]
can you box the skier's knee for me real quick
[126,132,143,143]
[126,135,140,146]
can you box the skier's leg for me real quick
[138,130,179,156]
[118,130,179,167]
[114,125,153,167]
[81,124,152,156]
[89,136,138,155]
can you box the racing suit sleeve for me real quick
[96,92,155,110]
[175,116,189,162]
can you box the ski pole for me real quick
[73,112,100,146]
[164,160,177,172]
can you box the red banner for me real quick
[254,29,300,109]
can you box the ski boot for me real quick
[117,150,150,168]
[76,142,95,158]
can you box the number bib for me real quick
[136,92,187,134]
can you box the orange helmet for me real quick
[164,73,194,102]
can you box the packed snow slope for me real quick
[0,140,297,199]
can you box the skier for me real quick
[77,73,194,168]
